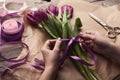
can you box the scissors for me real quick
[89,13,120,39]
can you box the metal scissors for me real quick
[89,13,120,39]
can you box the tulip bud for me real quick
[34,9,48,22]
[47,4,59,16]
[61,5,73,18]
[27,9,48,24]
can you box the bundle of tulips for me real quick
[26,4,100,80]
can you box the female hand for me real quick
[41,38,62,68]
[81,32,120,65]
[81,32,114,54]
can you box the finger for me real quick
[81,33,94,40]
[85,31,95,35]
[41,45,51,54]
[43,39,61,50]
[47,39,57,42]
[84,39,93,44]
[53,38,62,52]
[45,39,58,45]
[85,32,92,34]
[43,40,51,49]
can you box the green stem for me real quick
[71,44,99,80]
[89,68,100,80]
[71,60,90,80]
[71,47,90,80]
[84,65,95,80]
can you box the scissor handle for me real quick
[106,26,120,39]
[107,30,116,39]
[114,27,120,34]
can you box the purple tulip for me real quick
[61,5,73,18]
[34,9,48,22]
[27,13,38,24]
[27,9,48,24]
[47,4,59,16]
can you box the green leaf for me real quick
[42,15,64,38]
[67,21,74,38]
[75,18,82,28]
[71,45,100,80]
[42,22,58,38]
[62,22,68,38]
[62,8,68,23]
[61,8,75,38]
[38,24,45,30]
[48,16,59,35]
[52,16,63,37]
[73,18,82,36]
[37,24,45,32]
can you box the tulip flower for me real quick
[47,4,59,16]
[27,9,48,24]
[34,9,48,22]
[27,13,38,24]
[61,5,73,18]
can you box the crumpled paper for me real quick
[2,0,120,80]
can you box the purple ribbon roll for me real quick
[1,13,24,41]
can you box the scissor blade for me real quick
[89,13,109,30]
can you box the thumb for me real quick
[53,38,62,52]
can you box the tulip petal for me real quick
[47,4,59,16]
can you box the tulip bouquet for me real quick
[26,4,100,80]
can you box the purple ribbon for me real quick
[0,13,43,78]
[0,42,29,77]
[0,35,96,78]
[59,35,96,66]
[35,35,96,69]
[0,42,44,77]
[0,42,29,62]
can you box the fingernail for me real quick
[79,32,83,36]
[79,32,83,35]
[58,37,61,40]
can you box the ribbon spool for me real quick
[1,13,24,41]
[1,20,24,41]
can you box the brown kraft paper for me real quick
[4,0,120,80]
